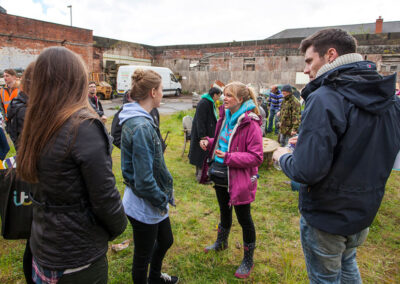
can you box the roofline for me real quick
[267,20,400,39]
[5,13,92,32]
[279,20,400,32]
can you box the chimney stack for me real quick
[376,16,383,34]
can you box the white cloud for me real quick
[1,0,399,45]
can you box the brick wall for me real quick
[92,46,104,73]
[151,38,306,91]
[94,36,153,59]
[0,13,93,71]
[152,34,400,92]
[1,13,399,93]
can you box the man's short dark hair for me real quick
[4,69,17,77]
[300,29,357,57]
[88,81,97,86]
[208,87,222,97]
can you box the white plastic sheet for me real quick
[393,151,400,171]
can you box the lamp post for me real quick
[67,5,72,26]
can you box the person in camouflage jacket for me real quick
[278,84,301,146]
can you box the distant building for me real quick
[0,13,399,93]
[268,17,400,39]
[0,6,6,14]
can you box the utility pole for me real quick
[67,5,72,26]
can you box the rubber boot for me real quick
[204,224,230,253]
[234,242,255,278]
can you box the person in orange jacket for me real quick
[1,69,19,131]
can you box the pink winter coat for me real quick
[200,110,264,205]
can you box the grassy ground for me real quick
[1,110,399,283]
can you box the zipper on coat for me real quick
[226,113,246,198]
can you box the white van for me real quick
[117,65,182,96]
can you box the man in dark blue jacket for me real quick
[273,29,400,283]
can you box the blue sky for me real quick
[32,0,48,14]
[1,0,399,45]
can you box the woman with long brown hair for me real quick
[16,47,127,284]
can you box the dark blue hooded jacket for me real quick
[280,61,400,235]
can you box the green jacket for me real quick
[279,94,301,135]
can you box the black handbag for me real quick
[208,162,228,185]
[0,169,32,240]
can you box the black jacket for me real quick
[281,61,400,235]
[89,96,104,117]
[30,115,127,269]
[7,91,27,149]
[188,97,217,167]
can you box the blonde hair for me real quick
[129,69,161,101]
[224,82,259,115]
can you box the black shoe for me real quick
[160,273,179,284]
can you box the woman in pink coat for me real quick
[200,81,264,278]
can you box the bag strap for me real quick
[28,192,87,213]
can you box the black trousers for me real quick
[57,255,108,284]
[128,216,174,284]
[23,240,34,284]
[214,185,256,244]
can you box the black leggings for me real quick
[215,185,256,244]
[128,216,174,284]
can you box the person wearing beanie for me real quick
[277,84,301,146]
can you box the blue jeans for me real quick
[267,108,279,134]
[300,216,369,284]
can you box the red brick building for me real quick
[0,13,93,72]
[1,12,399,93]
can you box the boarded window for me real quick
[381,55,400,74]
[243,58,255,71]
[189,59,209,71]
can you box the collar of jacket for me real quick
[301,60,377,101]
[201,93,218,119]
[316,53,364,78]
[211,111,260,162]
[237,111,261,128]
[226,112,260,155]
